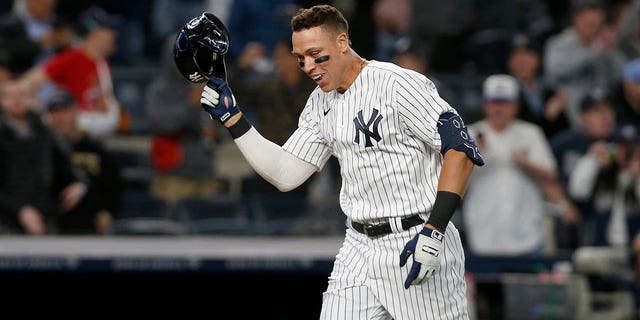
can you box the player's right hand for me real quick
[200,77,240,125]
[399,226,444,289]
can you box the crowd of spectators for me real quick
[0,0,639,268]
[0,0,639,316]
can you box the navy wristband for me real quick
[227,115,252,139]
[426,191,461,232]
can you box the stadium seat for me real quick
[110,188,185,235]
[248,193,310,235]
[175,195,250,235]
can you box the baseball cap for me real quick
[483,74,518,103]
[46,91,76,111]
[76,6,121,36]
[623,59,640,83]
[579,89,609,113]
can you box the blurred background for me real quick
[0,0,639,319]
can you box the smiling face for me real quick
[484,100,518,132]
[292,26,349,92]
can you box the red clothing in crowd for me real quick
[43,48,108,112]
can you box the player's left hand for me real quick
[399,225,444,289]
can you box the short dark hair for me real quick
[290,4,349,35]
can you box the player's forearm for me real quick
[437,150,474,196]
[425,150,475,232]
[233,122,317,192]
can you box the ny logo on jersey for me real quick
[353,108,383,147]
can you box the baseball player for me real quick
[183,5,484,319]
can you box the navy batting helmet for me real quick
[173,12,229,83]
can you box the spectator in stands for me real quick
[463,75,563,256]
[0,80,86,235]
[615,0,640,61]
[234,38,318,226]
[507,34,571,139]
[145,36,219,205]
[0,0,61,75]
[391,39,458,111]
[226,0,302,61]
[228,41,274,97]
[46,90,124,234]
[149,0,208,58]
[372,0,411,62]
[570,94,639,247]
[551,91,637,246]
[409,0,475,73]
[243,38,316,145]
[610,58,640,129]
[543,0,626,129]
[19,6,122,140]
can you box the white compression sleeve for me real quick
[234,127,318,192]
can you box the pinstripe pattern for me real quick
[320,222,468,320]
[283,60,468,319]
[283,61,455,221]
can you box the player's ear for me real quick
[337,33,349,53]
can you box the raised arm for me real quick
[18,66,50,95]
[200,78,317,192]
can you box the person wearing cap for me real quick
[552,92,640,247]
[462,74,564,255]
[551,89,628,245]
[46,90,124,234]
[0,80,86,235]
[18,6,122,140]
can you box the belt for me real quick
[351,215,424,237]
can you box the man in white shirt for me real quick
[464,74,558,255]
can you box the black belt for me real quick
[351,215,424,237]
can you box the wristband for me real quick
[426,191,461,232]
[227,115,252,139]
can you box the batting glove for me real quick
[200,77,240,125]
[399,226,444,289]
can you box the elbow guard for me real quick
[437,112,484,166]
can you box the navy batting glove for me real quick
[399,226,444,289]
[200,77,240,125]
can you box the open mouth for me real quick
[311,73,325,83]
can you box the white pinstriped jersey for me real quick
[283,60,456,222]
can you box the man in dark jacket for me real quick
[46,90,123,234]
[0,80,85,234]
[0,0,65,75]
